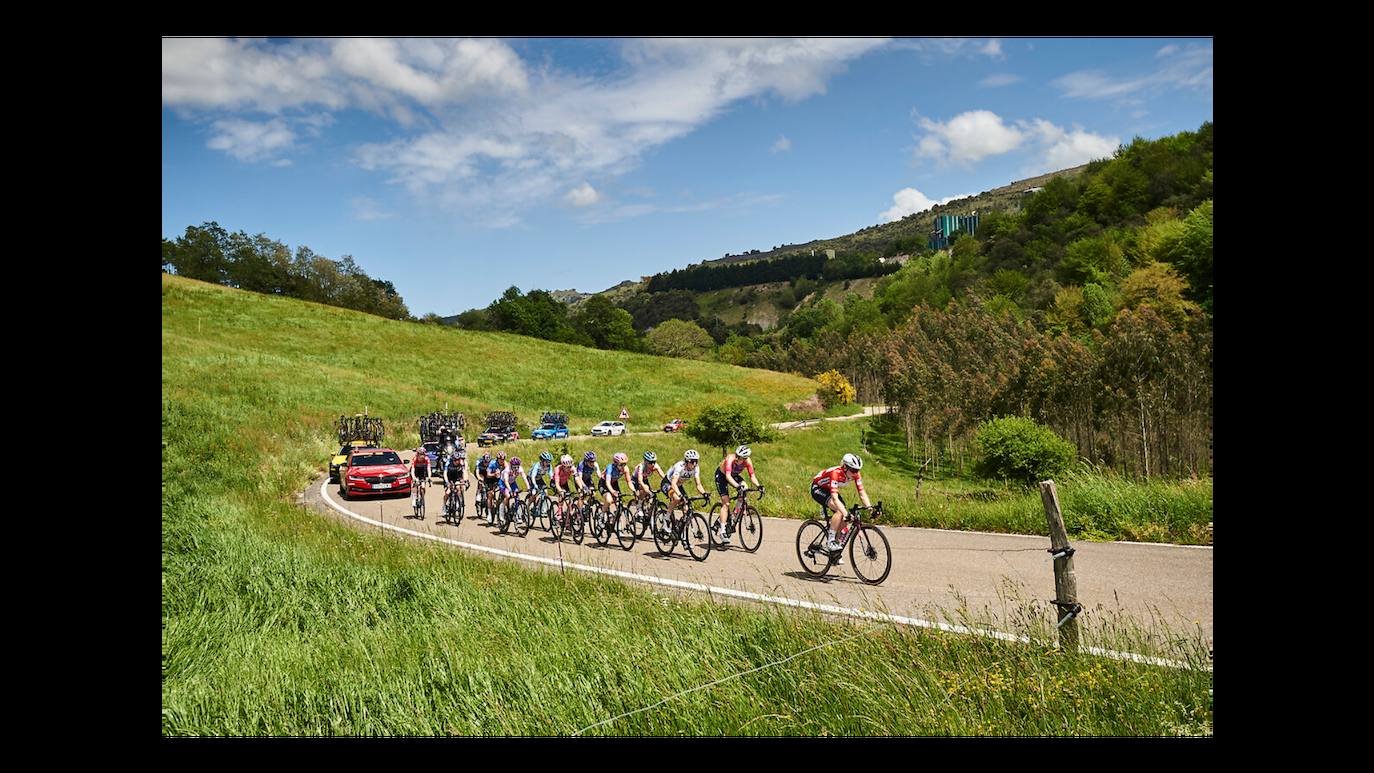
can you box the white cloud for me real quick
[771,135,791,153]
[879,188,975,222]
[912,110,1118,175]
[916,110,1026,164]
[578,192,783,225]
[1053,42,1212,100]
[269,159,293,168]
[564,182,601,207]
[206,118,296,162]
[1019,119,1120,174]
[978,73,1022,88]
[166,37,886,226]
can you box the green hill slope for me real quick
[163,274,819,441]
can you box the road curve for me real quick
[305,455,1212,660]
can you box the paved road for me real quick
[307,455,1213,655]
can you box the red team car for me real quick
[338,448,412,500]
[662,418,688,433]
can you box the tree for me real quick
[572,295,641,351]
[684,403,779,456]
[1119,262,1200,327]
[644,319,714,359]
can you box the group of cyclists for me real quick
[409,440,873,556]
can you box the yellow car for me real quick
[330,440,377,482]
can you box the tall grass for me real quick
[163,275,1212,735]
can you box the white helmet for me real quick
[842,453,863,471]
[736,445,751,458]
[684,449,699,462]
[560,454,574,465]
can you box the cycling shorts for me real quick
[715,468,744,497]
[599,478,622,495]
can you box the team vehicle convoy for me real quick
[477,411,520,447]
[531,412,570,440]
[419,411,465,446]
[591,420,626,437]
[330,413,385,482]
[662,418,688,433]
[338,447,411,500]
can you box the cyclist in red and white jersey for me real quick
[551,454,578,525]
[811,453,871,553]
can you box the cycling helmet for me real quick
[584,451,597,461]
[496,450,506,460]
[736,445,751,458]
[842,453,863,471]
[613,452,628,464]
[510,457,522,468]
[560,454,574,465]
[643,451,657,462]
[457,449,466,458]
[684,449,699,462]
[540,451,553,463]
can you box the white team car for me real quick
[591,421,626,437]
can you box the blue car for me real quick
[531,422,569,440]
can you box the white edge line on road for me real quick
[317,479,1209,672]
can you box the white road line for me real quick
[316,479,1208,672]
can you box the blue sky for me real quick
[162,37,1213,316]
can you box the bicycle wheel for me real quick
[551,504,565,542]
[571,507,585,544]
[652,509,676,556]
[684,513,712,562]
[737,506,763,553]
[616,506,636,551]
[456,490,465,520]
[594,508,612,546]
[499,500,513,533]
[540,497,554,531]
[514,500,531,538]
[633,500,651,538]
[849,525,892,585]
[795,520,833,578]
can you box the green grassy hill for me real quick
[162,273,1210,736]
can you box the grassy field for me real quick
[162,274,1212,735]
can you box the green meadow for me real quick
[162,275,1211,735]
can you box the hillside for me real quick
[521,164,1092,331]
[163,274,822,439]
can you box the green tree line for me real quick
[162,222,411,320]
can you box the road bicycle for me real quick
[795,500,892,585]
[628,486,656,539]
[650,491,712,561]
[711,486,765,552]
[442,480,467,525]
[526,484,554,532]
[412,476,427,520]
[589,489,636,550]
[498,487,532,538]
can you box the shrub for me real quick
[814,369,856,408]
[974,416,1077,484]
[685,403,779,455]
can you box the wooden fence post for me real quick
[1039,480,1080,652]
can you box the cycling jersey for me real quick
[552,464,576,491]
[577,460,600,488]
[632,462,663,490]
[602,463,628,484]
[527,460,553,487]
[718,453,755,479]
[444,462,465,485]
[811,466,864,496]
[499,467,524,493]
[666,460,701,489]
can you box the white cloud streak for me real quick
[1053,42,1212,100]
[206,118,296,162]
[913,109,1119,174]
[771,135,792,153]
[978,73,1022,88]
[565,182,601,207]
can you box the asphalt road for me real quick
[307,453,1213,656]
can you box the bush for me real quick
[974,416,1077,484]
[685,403,779,455]
[814,369,856,408]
